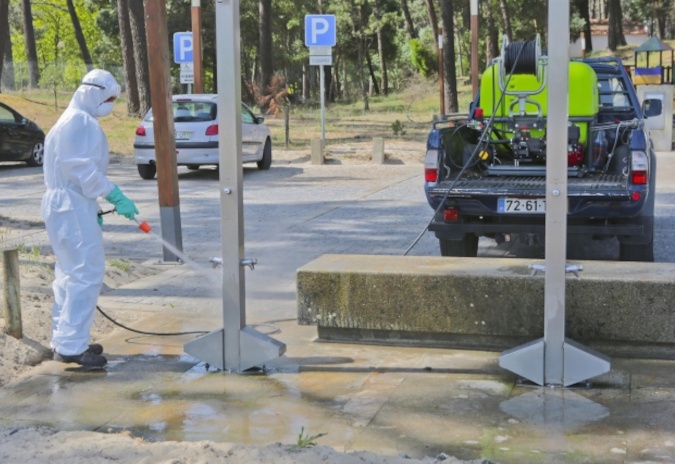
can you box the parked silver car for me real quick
[133,94,272,179]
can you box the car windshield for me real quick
[144,101,217,123]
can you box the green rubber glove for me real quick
[97,214,103,228]
[105,185,139,220]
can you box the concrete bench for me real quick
[297,254,675,358]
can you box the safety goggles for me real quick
[81,81,106,89]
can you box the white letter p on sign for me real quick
[311,18,329,44]
[180,35,193,61]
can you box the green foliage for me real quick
[288,427,327,451]
[409,39,436,77]
[569,12,587,42]
[108,259,131,272]
[391,119,406,136]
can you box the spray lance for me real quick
[97,208,152,233]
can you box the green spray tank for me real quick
[478,35,599,164]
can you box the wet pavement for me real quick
[2,154,675,462]
[2,294,675,463]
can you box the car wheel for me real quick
[257,139,272,170]
[619,239,654,262]
[439,235,479,257]
[137,164,157,180]
[25,142,44,167]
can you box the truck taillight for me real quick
[630,151,648,185]
[135,125,146,136]
[424,149,439,182]
[443,208,460,221]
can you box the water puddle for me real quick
[500,389,609,429]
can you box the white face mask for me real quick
[95,102,114,118]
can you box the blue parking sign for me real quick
[173,32,193,63]
[304,15,336,47]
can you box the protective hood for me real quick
[68,69,121,117]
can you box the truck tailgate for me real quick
[429,174,629,197]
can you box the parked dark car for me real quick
[0,101,45,167]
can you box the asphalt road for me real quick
[1,151,674,323]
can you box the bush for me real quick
[409,39,437,78]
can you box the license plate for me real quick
[498,197,546,213]
[175,131,192,140]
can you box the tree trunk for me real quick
[377,26,388,96]
[259,0,273,111]
[499,0,513,41]
[486,11,499,64]
[302,62,308,102]
[0,0,13,91]
[118,0,139,115]
[401,0,418,39]
[365,50,380,96]
[574,0,593,52]
[352,1,369,110]
[22,0,39,87]
[425,0,440,52]
[0,0,9,90]
[607,0,626,51]
[134,1,151,115]
[333,55,342,100]
[325,65,334,102]
[440,0,458,112]
[66,0,93,70]
[656,13,668,40]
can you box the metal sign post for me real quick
[309,48,332,144]
[306,15,336,146]
[184,0,285,372]
[180,62,194,94]
[499,0,609,387]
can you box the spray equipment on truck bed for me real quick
[442,35,605,179]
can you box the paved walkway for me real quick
[1,156,675,462]
[2,265,675,463]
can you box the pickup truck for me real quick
[424,45,663,262]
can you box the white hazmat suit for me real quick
[42,69,136,364]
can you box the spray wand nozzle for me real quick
[98,208,151,233]
[135,218,152,233]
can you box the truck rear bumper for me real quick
[429,214,650,242]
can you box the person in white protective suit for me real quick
[42,69,139,368]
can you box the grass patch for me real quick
[287,427,327,451]
[108,259,131,272]
[0,76,472,158]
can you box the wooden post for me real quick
[284,104,290,148]
[2,248,22,339]
[144,0,184,261]
[438,30,444,116]
[471,0,479,98]
[191,0,204,93]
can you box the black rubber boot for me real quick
[54,349,107,368]
[88,343,103,355]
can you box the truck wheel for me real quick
[619,240,654,262]
[137,164,157,180]
[439,235,479,257]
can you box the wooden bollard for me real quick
[2,248,22,339]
